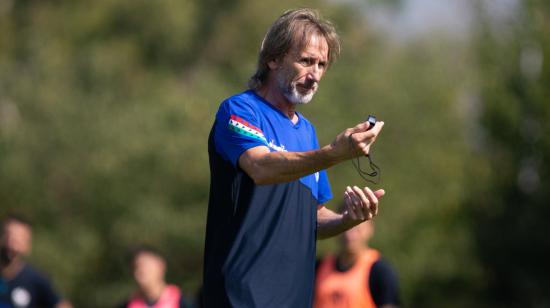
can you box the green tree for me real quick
[466,1,550,306]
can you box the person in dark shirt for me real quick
[0,215,72,308]
[314,220,400,308]
[119,246,188,308]
[203,8,386,307]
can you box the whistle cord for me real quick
[349,135,381,184]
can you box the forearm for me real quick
[240,120,384,185]
[316,206,358,240]
[241,145,344,185]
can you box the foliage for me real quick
[464,1,550,306]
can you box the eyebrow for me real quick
[299,54,328,64]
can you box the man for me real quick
[119,247,188,308]
[314,220,400,308]
[0,216,72,308]
[203,8,385,307]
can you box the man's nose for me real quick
[308,64,323,82]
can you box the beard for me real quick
[276,69,318,105]
[1,245,14,265]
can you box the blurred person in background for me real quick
[119,246,188,308]
[314,219,400,308]
[0,215,72,308]
[204,8,385,307]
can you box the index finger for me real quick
[362,186,379,216]
[351,186,372,220]
[356,121,384,139]
[367,121,384,136]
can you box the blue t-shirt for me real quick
[0,264,61,308]
[203,90,332,307]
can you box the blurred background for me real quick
[0,0,548,307]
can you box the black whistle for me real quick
[367,115,376,130]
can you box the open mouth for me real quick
[296,83,317,93]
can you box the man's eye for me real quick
[300,58,312,65]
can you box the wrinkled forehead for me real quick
[289,28,329,58]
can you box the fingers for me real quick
[351,186,374,219]
[374,189,385,199]
[332,120,384,161]
[348,120,384,137]
[362,186,379,216]
[343,191,358,220]
[345,188,363,220]
[369,121,384,135]
[345,186,382,221]
[348,121,371,134]
[348,121,384,156]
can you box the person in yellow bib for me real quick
[314,219,400,308]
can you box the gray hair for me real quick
[248,8,341,90]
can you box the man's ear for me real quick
[268,59,279,70]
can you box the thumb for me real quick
[348,121,370,135]
[374,189,385,199]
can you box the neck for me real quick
[1,257,25,280]
[255,86,297,122]
[140,281,167,302]
[339,246,369,267]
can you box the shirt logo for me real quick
[267,139,287,152]
[11,287,31,307]
[228,115,267,144]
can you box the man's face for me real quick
[133,252,166,289]
[340,221,374,254]
[272,34,329,105]
[1,220,32,264]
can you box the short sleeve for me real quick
[214,97,269,167]
[369,259,401,306]
[35,275,61,308]
[317,170,332,204]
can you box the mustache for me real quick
[294,81,318,93]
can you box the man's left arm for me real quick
[370,259,401,308]
[317,186,385,239]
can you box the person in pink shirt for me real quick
[120,247,188,308]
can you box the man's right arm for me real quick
[238,121,384,185]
